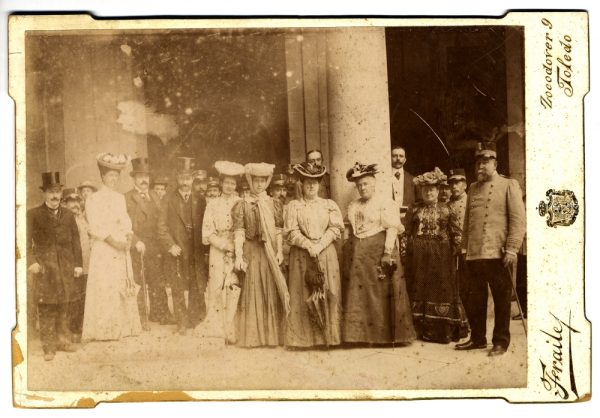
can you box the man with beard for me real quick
[192,169,208,197]
[61,188,91,343]
[27,172,83,361]
[125,158,172,329]
[158,157,208,335]
[456,142,525,356]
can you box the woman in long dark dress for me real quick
[284,162,344,348]
[342,162,416,345]
[232,163,290,347]
[407,167,469,344]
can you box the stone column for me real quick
[325,27,393,214]
[505,27,525,191]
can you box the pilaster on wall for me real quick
[505,27,525,192]
[284,31,329,167]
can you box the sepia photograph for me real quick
[9,12,590,406]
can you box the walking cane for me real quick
[140,252,150,327]
[503,251,527,337]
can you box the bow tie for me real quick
[139,192,149,200]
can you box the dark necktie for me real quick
[395,171,401,180]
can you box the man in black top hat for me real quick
[27,172,83,361]
[157,157,208,335]
[125,158,173,328]
[456,143,525,356]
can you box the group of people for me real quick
[26,144,525,361]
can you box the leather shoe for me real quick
[43,352,55,361]
[455,340,487,351]
[488,345,508,356]
[57,343,77,352]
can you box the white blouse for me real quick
[202,194,241,245]
[284,198,344,249]
[85,185,132,242]
[346,196,403,239]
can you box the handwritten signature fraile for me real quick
[539,311,580,400]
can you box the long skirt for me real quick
[285,243,342,347]
[237,239,284,347]
[342,232,415,344]
[82,240,142,341]
[410,237,469,343]
[195,239,239,342]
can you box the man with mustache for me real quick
[158,157,208,335]
[125,158,171,329]
[27,172,83,361]
[456,142,525,356]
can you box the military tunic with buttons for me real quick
[463,173,525,260]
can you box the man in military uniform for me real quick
[158,157,208,335]
[269,173,288,204]
[27,172,83,361]
[125,158,171,329]
[456,143,525,356]
[446,168,470,325]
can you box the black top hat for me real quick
[475,142,497,159]
[176,157,196,174]
[270,173,288,187]
[40,172,63,191]
[130,157,152,176]
[61,187,81,201]
[448,168,467,182]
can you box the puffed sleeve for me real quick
[202,200,217,246]
[381,198,403,235]
[86,194,110,240]
[320,199,344,248]
[273,198,284,229]
[118,194,133,235]
[284,200,311,249]
[232,199,245,233]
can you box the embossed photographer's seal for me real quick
[538,189,579,227]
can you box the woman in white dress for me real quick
[195,161,244,343]
[82,153,142,341]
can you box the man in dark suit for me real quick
[157,157,208,335]
[27,172,83,361]
[456,142,526,356]
[391,146,416,211]
[125,158,172,329]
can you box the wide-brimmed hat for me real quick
[448,168,467,182]
[413,167,447,187]
[245,162,275,177]
[96,152,129,171]
[293,162,326,180]
[77,180,97,192]
[130,157,152,177]
[40,172,63,191]
[346,162,379,182]
[176,157,196,175]
[474,142,497,159]
[61,187,81,202]
[214,161,244,177]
